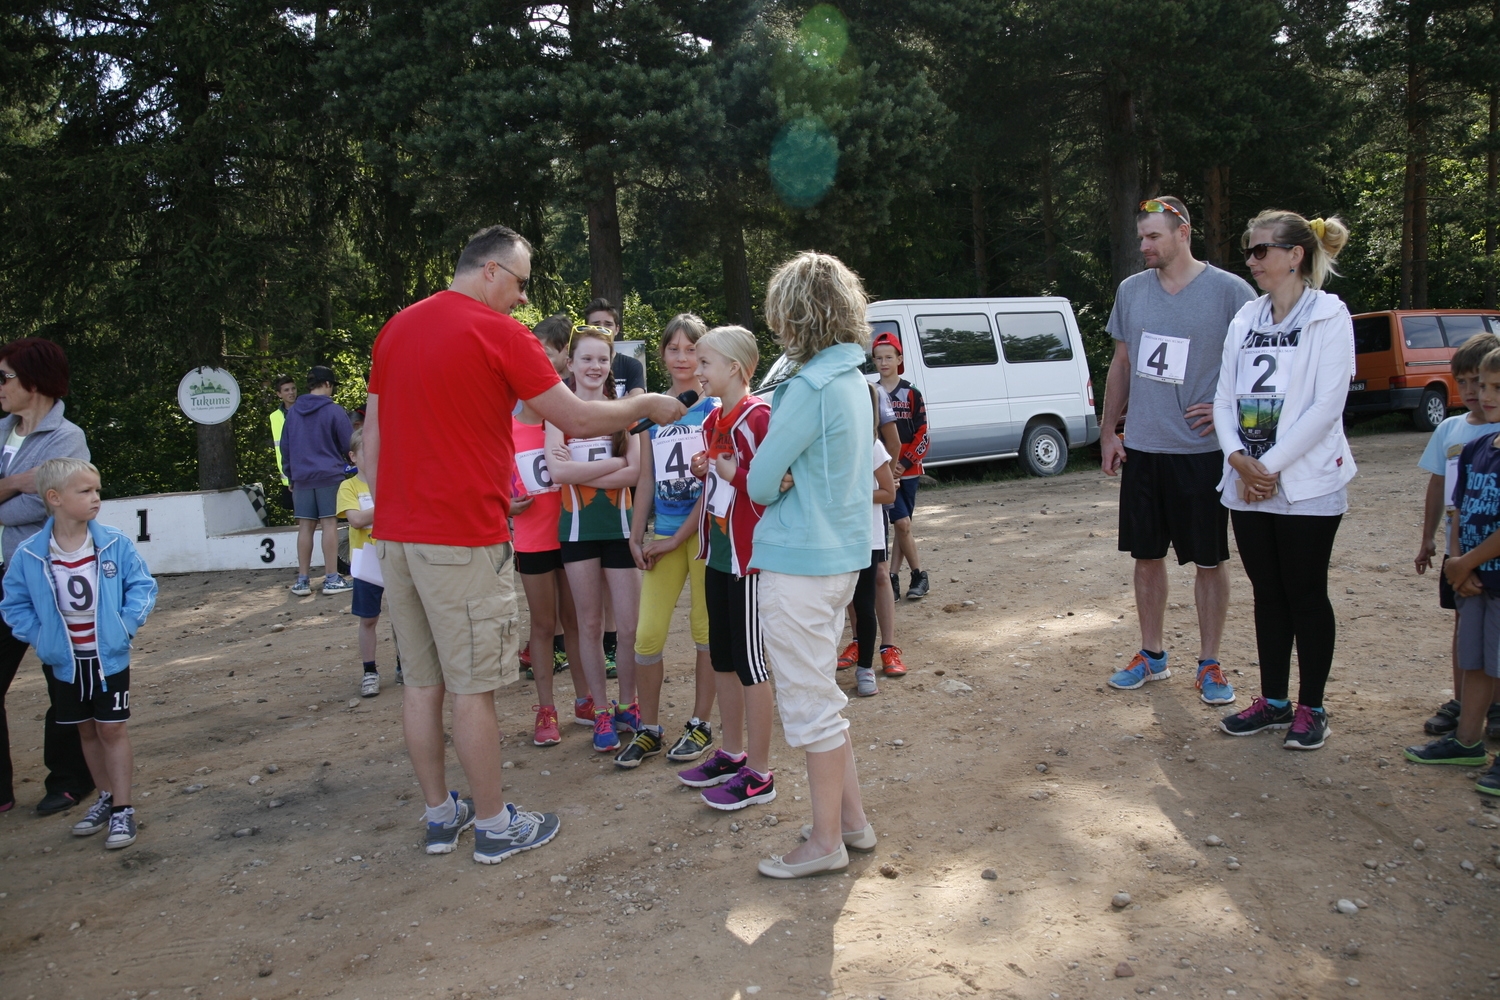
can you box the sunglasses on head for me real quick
[1244,242,1297,260]
[1139,199,1187,226]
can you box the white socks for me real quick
[474,805,515,833]
[424,796,456,825]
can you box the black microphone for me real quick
[629,390,699,434]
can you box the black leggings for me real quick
[852,564,877,669]
[1230,509,1342,708]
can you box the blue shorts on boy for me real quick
[352,578,383,619]
[1456,593,1500,679]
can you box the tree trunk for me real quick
[970,167,988,296]
[587,171,624,311]
[1402,5,1430,309]
[1041,144,1058,286]
[1102,74,1142,289]
[1203,165,1229,267]
[197,419,237,490]
[720,223,754,329]
[1486,86,1497,309]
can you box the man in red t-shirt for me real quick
[363,224,686,864]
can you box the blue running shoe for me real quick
[473,803,560,864]
[424,791,475,854]
[593,710,621,753]
[1108,650,1169,690]
[1195,659,1235,705]
[613,700,641,734]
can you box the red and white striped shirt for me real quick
[49,535,98,656]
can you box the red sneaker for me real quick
[880,645,908,676]
[532,705,561,747]
[573,697,595,727]
[836,641,859,671]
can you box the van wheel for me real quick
[1412,389,1448,432]
[1021,423,1067,477]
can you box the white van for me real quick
[757,297,1100,476]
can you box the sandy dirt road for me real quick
[2,429,1498,1000]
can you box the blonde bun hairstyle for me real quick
[1242,210,1349,290]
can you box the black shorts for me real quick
[1118,448,1230,567]
[1441,555,1456,611]
[516,548,564,576]
[704,566,769,687]
[352,578,384,618]
[559,538,635,569]
[45,658,130,724]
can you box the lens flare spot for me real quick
[769,117,839,209]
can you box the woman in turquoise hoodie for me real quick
[744,252,876,878]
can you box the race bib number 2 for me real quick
[1135,332,1190,384]
[704,467,735,519]
[1234,345,1297,398]
[514,447,557,494]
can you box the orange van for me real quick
[1347,310,1500,430]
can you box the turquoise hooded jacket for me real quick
[747,342,873,576]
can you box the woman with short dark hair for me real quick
[0,337,93,813]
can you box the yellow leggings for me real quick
[634,533,709,662]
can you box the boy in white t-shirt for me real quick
[1413,332,1500,736]
[0,458,157,849]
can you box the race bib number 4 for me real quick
[515,447,558,494]
[567,438,613,465]
[651,424,698,484]
[1234,345,1297,398]
[704,467,735,519]
[1135,332,1190,384]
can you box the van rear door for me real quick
[910,311,1013,463]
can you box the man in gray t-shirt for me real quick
[1099,196,1255,705]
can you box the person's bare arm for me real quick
[527,383,684,439]
[1100,340,1130,475]
[873,457,897,505]
[630,436,657,569]
[344,507,374,529]
[1446,525,1500,595]
[1416,473,1445,575]
[362,394,380,498]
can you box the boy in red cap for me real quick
[869,332,930,601]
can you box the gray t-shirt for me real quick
[1107,263,1255,454]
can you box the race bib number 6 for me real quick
[1135,332,1190,384]
[651,424,697,484]
[515,447,558,494]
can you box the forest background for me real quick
[2,0,1497,508]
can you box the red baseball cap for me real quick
[871,331,904,374]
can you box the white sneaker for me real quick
[360,672,380,698]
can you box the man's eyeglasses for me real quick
[1244,242,1297,260]
[491,259,529,293]
[1139,199,1188,227]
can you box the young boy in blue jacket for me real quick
[1,458,156,847]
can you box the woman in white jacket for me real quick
[1212,210,1356,752]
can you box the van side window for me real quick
[1440,315,1488,348]
[997,311,1073,362]
[866,320,900,375]
[1402,315,1444,349]
[915,314,998,367]
[1353,316,1391,354]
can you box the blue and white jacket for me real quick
[0,519,157,684]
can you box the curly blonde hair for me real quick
[764,252,870,363]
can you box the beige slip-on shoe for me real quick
[798,822,877,852]
[758,843,849,879]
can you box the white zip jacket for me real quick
[1212,288,1358,504]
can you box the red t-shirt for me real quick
[368,291,560,545]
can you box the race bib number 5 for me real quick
[515,447,557,494]
[567,438,613,465]
[651,424,698,484]
[1135,332,1190,384]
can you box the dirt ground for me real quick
[4,429,1500,1000]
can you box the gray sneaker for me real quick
[290,575,312,597]
[72,793,112,836]
[322,574,353,594]
[104,809,137,849]
[424,792,476,854]
[473,803,560,864]
[360,672,380,698]
[855,666,879,697]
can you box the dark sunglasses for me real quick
[1244,242,1297,260]
[0,371,17,382]
[491,259,529,293]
